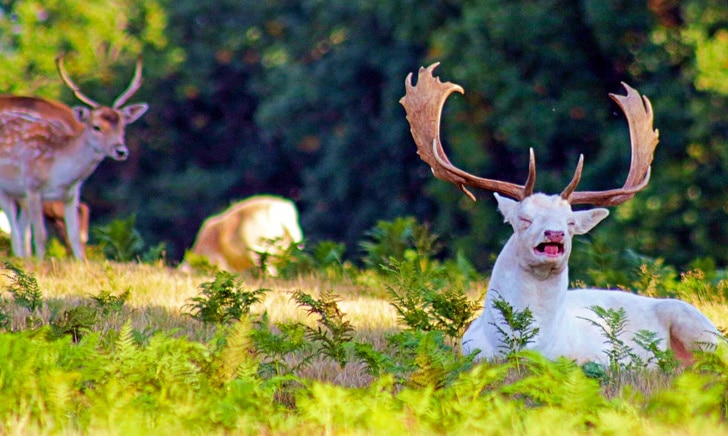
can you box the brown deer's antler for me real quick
[56,56,101,108]
[565,83,659,206]
[113,56,144,108]
[57,56,144,109]
[400,64,659,206]
[400,63,535,202]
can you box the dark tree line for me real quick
[2,0,728,269]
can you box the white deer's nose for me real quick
[544,230,564,243]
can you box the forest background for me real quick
[1,0,727,271]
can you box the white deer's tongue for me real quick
[544,244,560,256]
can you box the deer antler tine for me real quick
[113,56,144,108]
[560,154,584,200]
[524,148,536,197]
[56,55,100,108]
[401,63,535,202]
[567,83,659,206]
[431,139,477,202]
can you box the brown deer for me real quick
[40,201,90,252]
[401,63,719,366]
[0,56,148,259]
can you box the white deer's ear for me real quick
[494,193,519,223]
[72,106,91,122]
[121,103,149,124]
[572,208,609,235]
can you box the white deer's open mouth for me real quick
[534,242,564,257]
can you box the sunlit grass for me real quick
[2,254,728,394]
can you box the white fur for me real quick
[0,210,10,235]
[462,193,719,365]
[188,195,304,276]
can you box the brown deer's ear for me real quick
[572,208,609,235]
[121,103,149,124]
[72,106,91,122]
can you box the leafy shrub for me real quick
[579,305,679,375]
[273,239,354,280]
[489,293,540,358]
[3,261,43,313]
[360,217,440,272]
[49,305,97,342]
[3,261,43,328]
[382,258,480,350]
[251,313,312,378]
[292,290,355,368]
[90,289,131,315]
[93,215,165,263]
[386,330,476,389]
[184,271,269,324]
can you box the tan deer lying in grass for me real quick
[401,63,719,366]
[0,56,148,259]
[188,195,304,276]
[39,200,90,253]
[1,201,90,253]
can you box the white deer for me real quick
[400,64,719,366]
[187,195,304,276]
[0,56,148,259]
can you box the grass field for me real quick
[2,236,728,434]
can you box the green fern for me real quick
[3,261,43,313]
[252,312,312,378]
[213,320,257,384]
[382,257,479,348]
[3,261,44,328]
[489,293,540,359]
[184,271,269,324]
[579,306,635,374]
[292,290,355,368]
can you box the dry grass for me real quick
[0,258,403,343]
[2,256,728,392]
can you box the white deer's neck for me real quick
[486,235,570,325]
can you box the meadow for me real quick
[1,218,728,435]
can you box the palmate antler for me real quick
[56,56,144,109]
[400,63,660,207]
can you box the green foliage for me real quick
[1,0,725,271]
[49,305,96,342]
[360,217,440,271]
[292,290,355,368]
[382,257,480,349]
[261,241,346,278]
[489,293,540,359]
[181,250,219,275]
[0,0,176,96]
[2,261,43,328]
[92,215,145,262]
[579,305,679,375]
[2,261,43,314]
[351,342,397,378]
[632,330,680,374]
[184,271,268,324]
[90,289,131,315]
[405,330,476,390]
[580,306,636,374]
[251,313,312,378]
[0,259,726,433]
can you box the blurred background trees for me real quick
[1,0,727,270]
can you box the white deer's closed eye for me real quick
[518,217,532,230]
[401,63,719,367]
